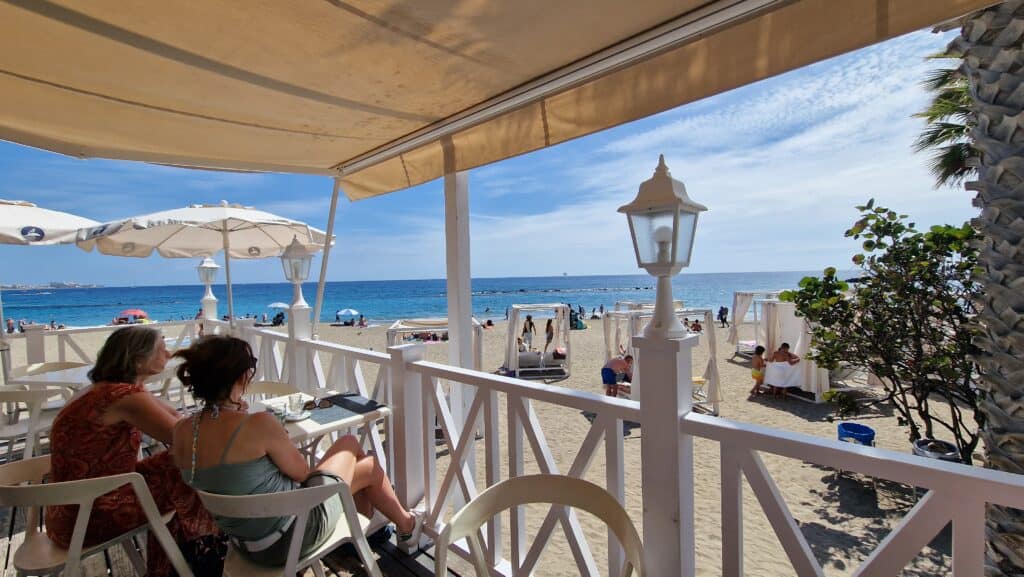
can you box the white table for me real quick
[9,360,182,390]
[256,392,391,463]
[8,365,93,389]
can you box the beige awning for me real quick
[0,0,993,200]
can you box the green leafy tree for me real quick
[782,200,984,463]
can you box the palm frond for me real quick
[927,143,975,188]
[913,122,972,152]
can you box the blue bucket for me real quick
[838,422,875,446]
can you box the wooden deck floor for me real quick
[0,502,458,576]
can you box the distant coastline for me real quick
[0,282,103,290]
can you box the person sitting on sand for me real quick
[749,345,766,397]
[517,337,526,352]
[691,320,702,333]
[358,315,367,328]
[601,355,633,397]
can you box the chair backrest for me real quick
[0,387,49,457]
[245,380,299,401]
[436,474,644,576]
[0,455,194,577]
[197,479,362,575]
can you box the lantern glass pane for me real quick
[282,255,313,282]
[629,209,675,266]
[675,212,697,267]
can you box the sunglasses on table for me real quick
[302,398,333,411]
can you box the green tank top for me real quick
[181,413,297,541]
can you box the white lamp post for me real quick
[618,154,707,339]
[621,154,705,576]
[281,236,314,339]
[197,257,220,321]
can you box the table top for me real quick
[8,365,93,388]
[254,392,390,444]
[8,359,181,389]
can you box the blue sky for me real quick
[0,29,975,286]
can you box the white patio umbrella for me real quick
[77,202,329,322]
[0,200,99,380]
[267,302,290,310]
[336,308,359,317]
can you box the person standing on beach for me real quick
[749,345,766,397]
[543,318,555,354]
[718,306,729,328]
[522,315,536,350]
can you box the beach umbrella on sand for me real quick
[0,199,99,380]
[267,302,290,310]
[118,308,148,319]
[77,202,329,323]
[336,308,359,317]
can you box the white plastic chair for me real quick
[0,454,193,577]
[245,380,300,402]
[435,474,645,577]
[197,479,382,577]
[0,387,53,462]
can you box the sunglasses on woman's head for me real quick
[249,356,258,369]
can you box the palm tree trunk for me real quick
[953,1,1024,574]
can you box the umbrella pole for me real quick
[223,226,235,328]
[311,178,341,339]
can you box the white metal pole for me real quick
[222,225,234,327]
[634,333,698,576]
[442,137,476,491]
[311,178,342,339]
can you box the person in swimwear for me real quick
[749,345,766,397]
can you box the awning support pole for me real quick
[311,178,342,340]
[443,137,476,495]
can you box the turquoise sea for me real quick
[1,271,823,328]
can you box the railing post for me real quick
[388,343,426,548]
[633,333,698,576]
[288,304,312,391]
[24,325,46,364]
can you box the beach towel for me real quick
[764,361,802,389]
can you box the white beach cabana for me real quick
[504,304,571,380]
[603,307,721,414]
[758,299,830,402]
[386,318,483,371]
[726,290,782,356]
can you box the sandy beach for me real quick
[9,319,949,576]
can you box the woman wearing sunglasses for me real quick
[170,335,420,566]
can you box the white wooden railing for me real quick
[683,412,1024,576]
[11,320,1024,576]
[3,320,199,367]
[403,356,637,577]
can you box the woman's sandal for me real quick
[397,511,424,547]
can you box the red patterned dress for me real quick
[45,382,218,577]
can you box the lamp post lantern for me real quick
[281,236,314,333]
[618,154,707,339]
[196,257,220,321]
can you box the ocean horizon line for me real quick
[23,268,842,290]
